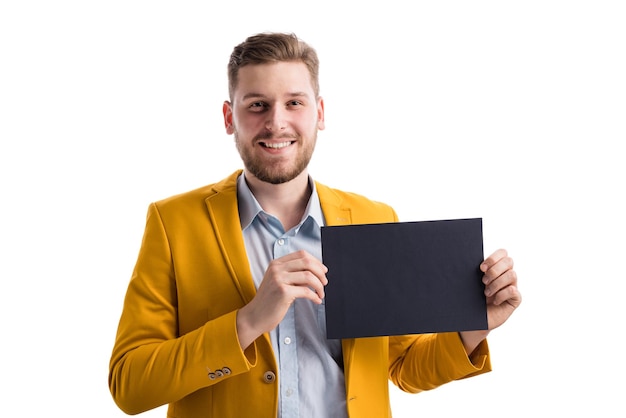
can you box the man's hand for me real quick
[460,248,522,354]
[481,248,522,329]
[236,250,328,350]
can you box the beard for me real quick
[235,131,317,185]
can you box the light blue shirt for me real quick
[237,174,348,418]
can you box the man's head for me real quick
[227,32,320,102]
[223,33,325,185]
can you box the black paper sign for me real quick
[321,218,487,339]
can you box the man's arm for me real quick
[108,204,255,415]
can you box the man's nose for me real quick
[265,106,287,131]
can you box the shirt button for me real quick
[263,371,276,383]
[284,337,292,345]
[277,238,285,246]
[285,388,294,397]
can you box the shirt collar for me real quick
[237,173,325,230]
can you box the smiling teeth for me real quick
[264,141,292,149]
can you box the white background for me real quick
[1,1,624,417]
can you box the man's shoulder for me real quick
[322,186,391,208]
[316,182,397,223]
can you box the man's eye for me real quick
[249,102,267,111]
[288,100,302,107]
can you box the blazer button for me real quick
[263,371,276,383]
[222,367,232,376]
[215,370,224,378]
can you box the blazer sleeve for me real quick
[387,332,491,393]
[108,203,256,415]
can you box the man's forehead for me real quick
[235,62,315,97]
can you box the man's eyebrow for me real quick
[241,92,266,101]
[241,92,309,101]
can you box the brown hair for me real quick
[227,32,320,100]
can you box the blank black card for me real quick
[321,218,487,339]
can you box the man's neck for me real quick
[243,170,312,231]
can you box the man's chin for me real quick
[248,166,307,185]
[256,172,299,185]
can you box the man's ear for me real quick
[223,101,235,134]
[317,97,325,131]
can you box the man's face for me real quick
[223,61,325,184]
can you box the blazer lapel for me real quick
[316,182,352,227]
[204,170,257,305]
[316,181,361,387]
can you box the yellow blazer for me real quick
[109,170,491,417]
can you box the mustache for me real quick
[254,131,298,141]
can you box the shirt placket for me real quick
[274,234,299,417]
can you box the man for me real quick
[109,32,521,417]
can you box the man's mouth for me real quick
[260,141,293,149]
